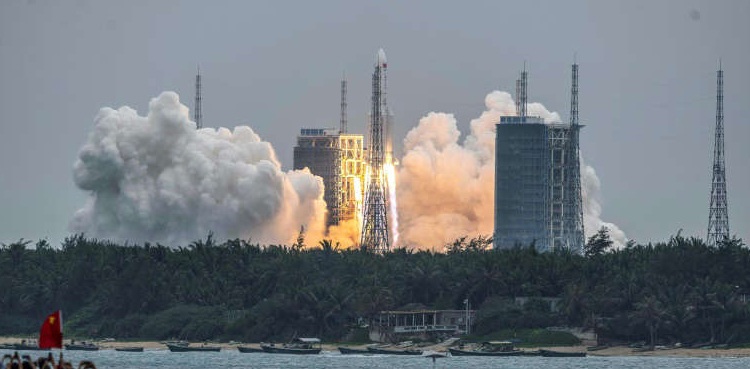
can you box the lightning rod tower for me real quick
[361,49,391,252]
[707,63,729,246]
[567,62,585,251]
[194,66,203,129]
[340,74,348,133]
[520,63,529,117]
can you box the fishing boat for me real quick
[448,347,524,356]
[366,346,423,355]
[115,347,144,352]
[65,342,100,351]
[338,346,372,355]
[11,343,44,351]
[237,346,264,353]
[448,341,523,356]
[166,343,221,352]
[539,349,587,357]
[261,338,322,355]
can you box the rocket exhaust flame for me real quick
[385,163,399,246]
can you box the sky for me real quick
[0,0,748,246]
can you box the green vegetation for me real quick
[0,231,748,347]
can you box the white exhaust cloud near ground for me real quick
[396,91,627,250]
[70,92,327,246]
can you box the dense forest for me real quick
[1,231,748,348]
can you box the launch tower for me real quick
[361,49,391,252]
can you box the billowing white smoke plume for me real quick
[71,92,327,246]
[397,91,626,250]
[581,160,628,247]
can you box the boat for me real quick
[539,349,587,357]
[586,345,609,351]
[115,347,144,352]
[166,343,221,352]
[237,346,264,353]
[261,338,322,355]
[338,346,372,355]
[448,341,523,357]
[521,350,542,356]
[65,342,100,351]
[366,346,423,355]
[11,343,44,351]
[448,347,523,356]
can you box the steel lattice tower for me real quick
[567,62,585,252]
[340,74,348,134]
[361,49,390,252]
[707,65,729,246]
[194,66,203,129]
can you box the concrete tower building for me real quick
[493,65,584,253]
[294,128,343,227]
[293,128,366,229]
[293,74,367,230]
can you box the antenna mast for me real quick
[568,62,585,251]
[707,63,729,246]
[340,74,348,134]
[520,63,528,118]
[194,66,203,129]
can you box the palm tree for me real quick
[632,295,666,349]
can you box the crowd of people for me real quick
[1,352,95,369]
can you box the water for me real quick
[7,349,750,369]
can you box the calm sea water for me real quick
[7,349,750,369]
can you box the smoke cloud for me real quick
[396,91,626,250]
[71,92,327,246]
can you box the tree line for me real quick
[0,231,748,347]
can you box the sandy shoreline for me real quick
[2,336,749,357]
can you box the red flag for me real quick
[39,310,63,349]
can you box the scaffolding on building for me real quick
[294,129,342,227]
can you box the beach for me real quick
[3,336,750,357]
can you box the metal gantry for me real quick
[707,65,729,246]
[361,50,391,253]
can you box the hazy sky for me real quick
[1,0,748,246]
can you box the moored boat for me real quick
[448,341,522,357]
[166,343,221,352]
[448,347,523,356]
[115,347,144,352]
[11,343,44,351]
[338,346,372,355]
[540,349,586,357]
[366,346,423,355]
[261,338,322,355]
[65,342,99,351]
[237,346,264,353]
